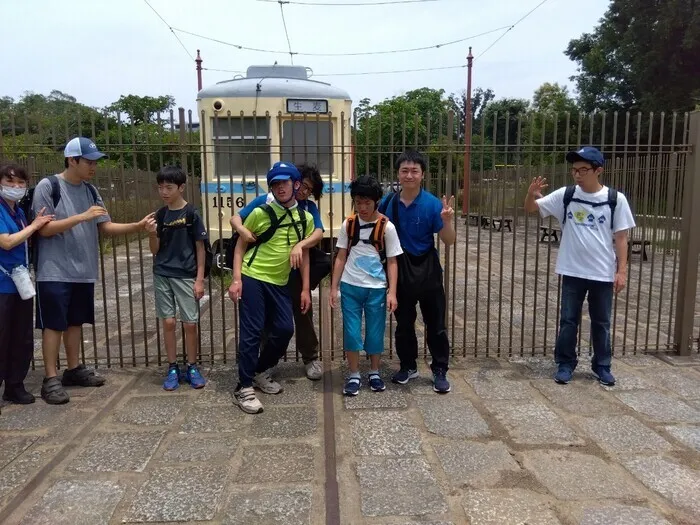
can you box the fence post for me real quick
[674,111,700,355]
[178,107,193,203]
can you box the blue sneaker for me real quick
[591,365,615,386]
[163,365,180,391]
[554,365,574,384]
[368,374,386,392]
[186,364,206,389]
[432,369,451,393]
[343,377,360,396]
[391,368,419,385]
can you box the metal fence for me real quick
[1,107,699,369]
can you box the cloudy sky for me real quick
[2,0,609,114]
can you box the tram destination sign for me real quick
[286,99,329,114]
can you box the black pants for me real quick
[260,270,319,364]
[0,293,33,387]
[394,283,450,373]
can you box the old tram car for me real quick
[196,64,353,269]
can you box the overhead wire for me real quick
[475,0,552,59]
[257,0,443,5]
[277,1,295,64]
[142,0,195,61]
[172,26,510,57]
[198,0,552,78]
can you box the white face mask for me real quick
[0,185,27,202]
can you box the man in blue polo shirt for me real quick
[379,149,456,393]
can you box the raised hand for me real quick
[139,212,156,231]
[528,177,548,199]
[144,216,157,234]
[440,195,455,221]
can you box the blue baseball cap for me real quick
[266,161,301,186]
[566,146,604,167]
[64,137,108,161]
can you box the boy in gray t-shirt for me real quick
[32,137,154,405]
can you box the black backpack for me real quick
[18,175,98,268]
[155,203,213,278]
[562,185,618,230]
[225,203,308,270]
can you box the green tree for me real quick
[353,88,454,179]
[0,90,106,139]
[107,95,176,125]
[565,0,700,113]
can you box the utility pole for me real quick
[196,49,203,92]
[461,47,474,217]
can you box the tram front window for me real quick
[281,120,334,173]
[213,117,270,178]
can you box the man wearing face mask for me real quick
[0,164,55,411]
[32,137,154,405]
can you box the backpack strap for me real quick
[346,214,360,252]
[391,191,401,239]
[246,204,284,268]
[372,214,388,253]
[48,175,61,208]
[562,185,576,226]
[155,206,168,239]
[85,182,98,204]
[294,207,308,243]
[607,188,617,230]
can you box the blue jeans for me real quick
[237,275,294,388]
[555,276,613,370]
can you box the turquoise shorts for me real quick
[340,281,386,355]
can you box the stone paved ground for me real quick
[1,354,700,524]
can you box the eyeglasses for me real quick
[571,167,597,176]
[299,183,313,194]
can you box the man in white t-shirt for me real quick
[329,175,403,396]
[524,146,636,386]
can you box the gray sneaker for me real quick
[233,386,263,414]
[41,377,70,405]
[253,371,283,394]
[305,360,323,380]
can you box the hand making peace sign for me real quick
[440,195,455,221]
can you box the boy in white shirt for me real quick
[329,175,402,395]
[524,146,636,386]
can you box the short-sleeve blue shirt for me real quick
[238,193,324,231]
[379,190,443,256]
[0,202,28,294]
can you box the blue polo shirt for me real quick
[379,190,444,256]
[0,201,28,294]
[239,192,324,231]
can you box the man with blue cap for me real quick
[228,161,314,414]
[524,146,636,387]
[32,137,154,405]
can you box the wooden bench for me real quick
[467,214,513,232]
[629,240,651,261]
[490,217,513,232]
[539,226,561,243]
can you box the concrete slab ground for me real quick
[1,355,700,524]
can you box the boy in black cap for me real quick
[524,146,636,386]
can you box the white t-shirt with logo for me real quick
[336,216,403,289]
[537,185,636,282]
